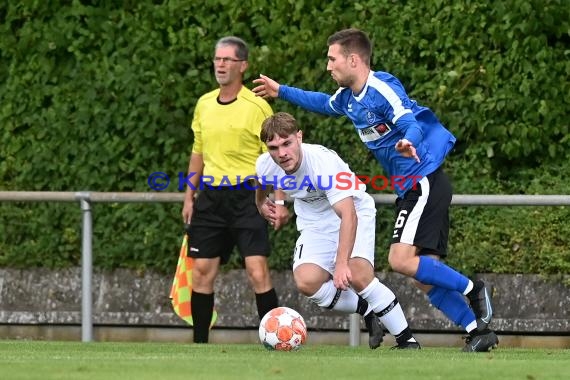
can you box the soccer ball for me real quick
[258,306,307,351]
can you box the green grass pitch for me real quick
[0,340,567,380]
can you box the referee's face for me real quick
[266,132,303,174]
[213,45,247,86]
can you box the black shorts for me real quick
[187,186,270,264]
[391,168,452,257]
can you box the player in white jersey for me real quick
[255,112,420,349]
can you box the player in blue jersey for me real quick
[253,28,498,352]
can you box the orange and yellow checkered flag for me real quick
[169,234,217,327]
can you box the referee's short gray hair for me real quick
[215,36,249,61]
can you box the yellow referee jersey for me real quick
[191,86,273,186]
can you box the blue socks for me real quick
[414,257,477,331]
[415,256,469,292]
[428,286,476,330]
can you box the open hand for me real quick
[252,74,280,99]
[395,139,420,163]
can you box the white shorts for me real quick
[292,212,376,274]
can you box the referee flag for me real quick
[169,234,217,327]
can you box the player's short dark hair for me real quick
[327,28,371,66]
[260,112,299,143]
[215,36,249,61]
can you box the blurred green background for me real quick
[1,0,568,276]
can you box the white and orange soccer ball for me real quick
[258,306,307,351]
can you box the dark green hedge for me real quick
[0,0,568,276]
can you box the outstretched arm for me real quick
[253,74,342,116]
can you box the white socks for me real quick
[358,277,409,336]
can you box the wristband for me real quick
[274,200,285,205]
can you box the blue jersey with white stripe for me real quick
[278,70,456,197]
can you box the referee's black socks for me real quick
[191,291,214,343]
[255,288,279,320]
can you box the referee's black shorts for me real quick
[187,185,270,264]
[391,167,452,257]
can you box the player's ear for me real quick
[297,130,303,143]
[240,60,248,74]
[350,54,357,67]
